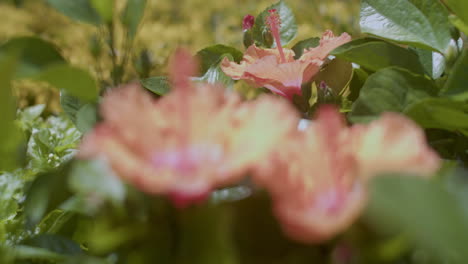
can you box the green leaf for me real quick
[313,58,353,96]
[60,90,86,125]
[35,64,99,102]
[331,38,425,74]
[441,49,468,101]
[410,47,445,79]
[197,44,243,74]
[360,0,452,53]
[292,37,319,59]
[367,175,468,262]
[444,0,468,26]
[404,98,468,136]
[23,234,82,256]
[36,210,74,234]
[13,245,66,261]
[141,76,170,95]
[449,14,468,36]
[0,172,25,221]
[90,0,114,23]
[45,0,102,25]
[69,159,126,207]
[24,164,73,227]
[0,37,65,79]
[252,0,298,48]
[0,52,22,171]
[76,103,98,133]
[195,55,235,88]
[121,0,147,39]
[350,67,438,122]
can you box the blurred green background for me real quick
[0,0,359,111]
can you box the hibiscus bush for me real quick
[1,0,468,263]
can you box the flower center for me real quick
[266,9,286,63]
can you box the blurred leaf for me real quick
[0,37,65,79]
[76,103,98,133]
[36,210,74,234]
[176,204,238,264]
[35,64,99,102]
[441,49,468,101]
[410,47,445,79]
[350,67,438,122]
[292,37,319,59]
[449,15,468,36]
[252,0,297,48]
[90,0,114,23]
[360,0,452,53]
[444,0,468,26]
[0,52,22,171]
[313,58,353,96]
[60,90,86,125]
[45,0,102,25]
[121,0,147,39]
[404,98,468,136]
[24,164,73,227]
[367,175,468,262]
[197,44,243,74]
[23,234,82,256]
[348,67,369,102]
[13,245,66,261]
[141,76,170,95]
[195,55,235,88]
[0,172,25,221]
[331,38,425,74]
[69,159,126,207]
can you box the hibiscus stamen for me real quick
[266,9,286,63]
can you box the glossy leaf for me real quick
[0,37,65,79]
[360,0,452,53]
[252,0,297,48]
[410,47,445,79]
[441,49,468,101]
[197,44,243,74]
[141,76,170,95]
[35,64,99,102]
[121,0,147,39]
[195,55,235,88]
[331,38,425,74]
[404,98,468,136]
[45,0,102,25]
[350,67,438,122]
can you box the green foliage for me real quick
[141,76,170,95]
[360,0,452,53]
[121,0,147,39]
[444,0,468,26]
[350,67,438,122]
[442,49,468,101]
[197,45,243,74]
[195,54,236,88]
[331,38,425,74]
[252,0,298,48]
[291,37,319,59]
[45,0,102,25]
[368,174,468,262]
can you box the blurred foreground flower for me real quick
[79,49,299,208]
[254,106,441,243]
[221,9,351,100]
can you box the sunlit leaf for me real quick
[360,0,452,53]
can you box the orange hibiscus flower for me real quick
[221,9,351,100]
[79,48,299,208]
[254,106,441,243]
